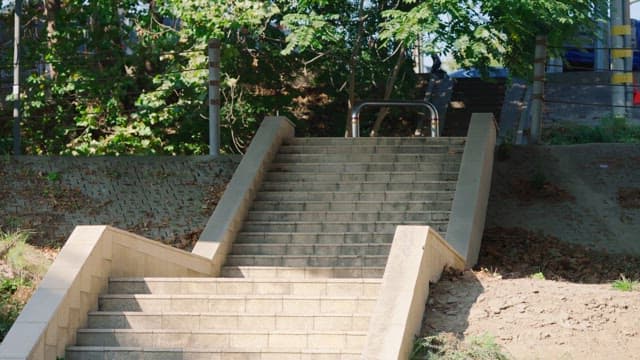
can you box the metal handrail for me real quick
[350,100,439,138]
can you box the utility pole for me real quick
[594,2,610,72]
[208,39,221,156]
[611,0,631,118]
[623,0,633,109]
[12,0,22,155]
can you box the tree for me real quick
[1,0,607,154]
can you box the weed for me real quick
[0,229,49,341]
[45,171,60,182]
[530,272,545,280]
[496,142,512,161]
[530,168,547,191]
[612,274,638,292]
[0,277,30,341]
[412,333,511,360]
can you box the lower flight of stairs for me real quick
[66,136,465,359]
[67,277,378,359]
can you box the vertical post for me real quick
[595,0,610,72]
[208,39,221,156]
[611,0,630,118]
[12,0,22,155]
[623,0,633,109]
[530,35,547,144]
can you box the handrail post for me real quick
[349,100,439,138]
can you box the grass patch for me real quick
[544,117,640,145]
[530,272,545,280]
[612,274,638,292]
[0,229,51,341]
[412,333,511,360]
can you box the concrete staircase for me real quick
[65,136,465,359]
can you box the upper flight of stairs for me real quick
[66,136,465,359]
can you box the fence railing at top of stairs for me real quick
[350,100,440,137]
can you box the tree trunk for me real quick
[370,45,406,136]
[344,0,365,137]
[44,0,60,78]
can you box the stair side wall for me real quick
[363,226,465,359]
[192,116,295,274]
[446,113,497,267]
[0,226,212,360]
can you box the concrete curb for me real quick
[192,116,295,274]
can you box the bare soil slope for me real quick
[423,144,640,360]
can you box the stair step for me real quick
[87,311,371,332]
[108,277,380,296]
[75,329,367,350]
[66,346,362,360]
[230,243,391,256]
[221,266,385,279]
[273,153,462,164]
[246,210,450,222]
[278,144,463,154]
[235,232,395,244]
[282,137,466,146]
[226,254,389,267]
[259,181,457,192]
[254,191,454,202]
[264,171,459,182]
[99,294,377,313]
[250,200,454,212]
[269,162,461,173]
[240,221,448,233]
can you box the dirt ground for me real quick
[423,144,640,360]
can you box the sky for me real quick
[633,3,640,19]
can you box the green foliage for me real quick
[1,230,50,281]
[1,0,606,153]
[0,277,29,341]
[46,172,60,182]
[544,117,640,145]
[531,272,546,280]
[530,168,548,191]
[0,229,46,341]
[612,274,638,292]
[412,333,511,360]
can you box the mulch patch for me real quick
[510,178,575,203]
[478,226,640,283]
